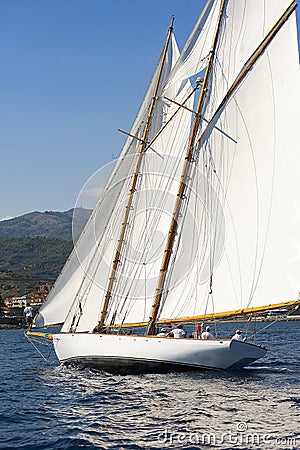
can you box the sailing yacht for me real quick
[30,0,300,373]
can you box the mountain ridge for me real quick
[0,208,91,299]
[0,208,91,241]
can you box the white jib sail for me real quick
[35,33,181,329]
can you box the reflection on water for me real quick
[0,321,299,449]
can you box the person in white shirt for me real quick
[231,329,243,341]
[168,324,186,339]
[23,303,34,331]
[201,326,214,340]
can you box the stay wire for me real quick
[24,332,54,363]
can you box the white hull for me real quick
[53,333,267,374]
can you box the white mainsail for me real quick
[159,3,300,320]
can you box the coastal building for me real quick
[4,285,51,310]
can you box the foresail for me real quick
[159,3,300,321]
[35,33,180,329]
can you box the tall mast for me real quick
[147,0,227,335]
[96,17,175,331]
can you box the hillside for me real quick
[0,237,73,298]
[0,237,73,279]
[0,208,91,241]
[0,208,91,299]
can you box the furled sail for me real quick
[35,33,181,328]
[159,2,300,321]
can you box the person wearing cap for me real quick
[157,327,168,337]
[167,324,186,339]
[201,326,214,339]
[231,329,243,341]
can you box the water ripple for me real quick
[1,322,300,449]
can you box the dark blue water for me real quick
[0,321,299,450]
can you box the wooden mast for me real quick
[95,17,175,331]
[147,0,227,335]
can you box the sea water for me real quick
[0,321,299,449]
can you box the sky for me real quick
[1,0,299,220]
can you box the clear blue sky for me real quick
[0,1,299,220]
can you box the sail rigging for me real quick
[35,0,300,335]
[96,18,177,331]
[146,0,228,335]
